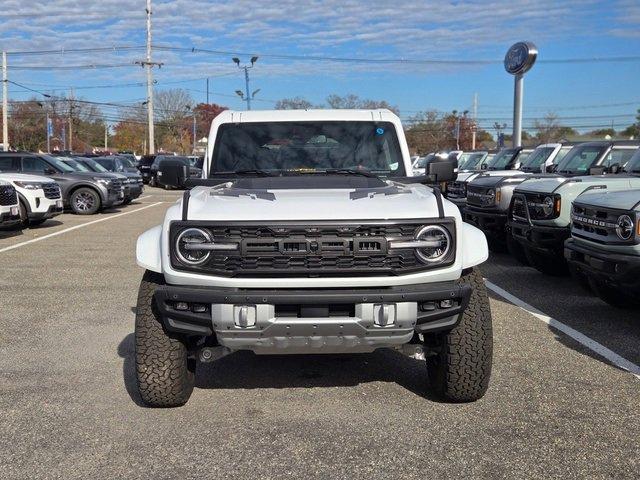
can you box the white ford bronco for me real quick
[135,109,492,407]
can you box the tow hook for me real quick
[199,346,232,363]
[397,343,427,360]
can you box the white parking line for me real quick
[0,202,164,254]
[485,280,640,379]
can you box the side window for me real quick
[22,156,50,173]
[603,149,635,168]
[554,147,571,164]
[0,156,20,171]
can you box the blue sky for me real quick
[1,0,639,132]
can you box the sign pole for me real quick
[504,42,537,149]
[513,74,523,147]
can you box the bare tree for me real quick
[275,97,314,110]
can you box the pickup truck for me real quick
[133,109,493,407]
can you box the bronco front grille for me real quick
[0,185,17,206]
[446,181,466,198]
[42,183,61,199]
[571,203,635,244]
[510,192,559,221]
[170,220,456,278]
[466,185,495,208]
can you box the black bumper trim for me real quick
[154,282,471,336]
[565,239,640,291]
[509,220,569,253]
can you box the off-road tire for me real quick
[524,247,568,276]
[588,278,639,309]
[426,267,493,402]
[17,200,28,227]
[70,187,101,215]
[506,233,529,265]
[135,270,195,407]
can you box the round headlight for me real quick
[176,228,212,265]
[615,215,634,240]
[414,225,451,264]
[542,196,554,216]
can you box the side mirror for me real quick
[589,166,606,175]
[480,163,488,170]
[158,161,189,188]
[44,167,57,175]
[427,159,457,183]
[609,163,620,174]
[545,164,554,173]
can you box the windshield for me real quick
[41,155,77,173]
[210,121,406,177]
[95,158,116,171]
[460,152,487,170]
[416,154,435,168]
[521,147,555,171]
[84,158,110,173]
[119,158,136,168]
[487,149,518,170]
[555,144,607,174]
[625,149,640,173]
[62,159,92,172]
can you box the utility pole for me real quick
[471,93,478,150]
[206,78,209,104]
[136,0,162,154]
[68,88,74,152]
[192,114,196,153]
[46,111,51,153]
[104,123,108,150]
[2,51,8,151]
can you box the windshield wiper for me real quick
[210,169,275,176]
[313,168,380,178]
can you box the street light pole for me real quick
[232,56,258,111]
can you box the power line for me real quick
[5,45,146,57]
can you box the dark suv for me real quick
[0,152,125,215]
[149,155,202,188]
[137,155,156,184]
[77,157,144,204]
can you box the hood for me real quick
[516,175,634,195]
[0,172,55,183]
[66,171,120,179]
[456,171,481,183]
[184,182,454,221]
[575,189,640,211]
[470,173,531,188]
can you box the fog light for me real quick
[439,300,453,308]
[419,302,436,312]
[175,302,189,311]
[192,304,208,313]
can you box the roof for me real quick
[214,108,400,124]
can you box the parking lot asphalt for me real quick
[1,187,638,479]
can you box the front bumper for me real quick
[509,220,569,254]
[140,171,152,183]
[0,206,20,227]
[154,282,471,354]
[464,208,508,237]
[29,202,63,221]
[565,239,640,293]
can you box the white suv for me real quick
[134,109,493,407]
[0,180,20,229]
[0,173,63,227]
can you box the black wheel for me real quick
[17,200,28,227]
[524,247,568,276]
[70,187,101,215]
[426,267,493,402]
[123,198,133,205]
[506,234,529,265]
[135,271,195,407]
[588,278,639,309]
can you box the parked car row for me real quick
[0,151,145,232]
[445,141,640,308]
